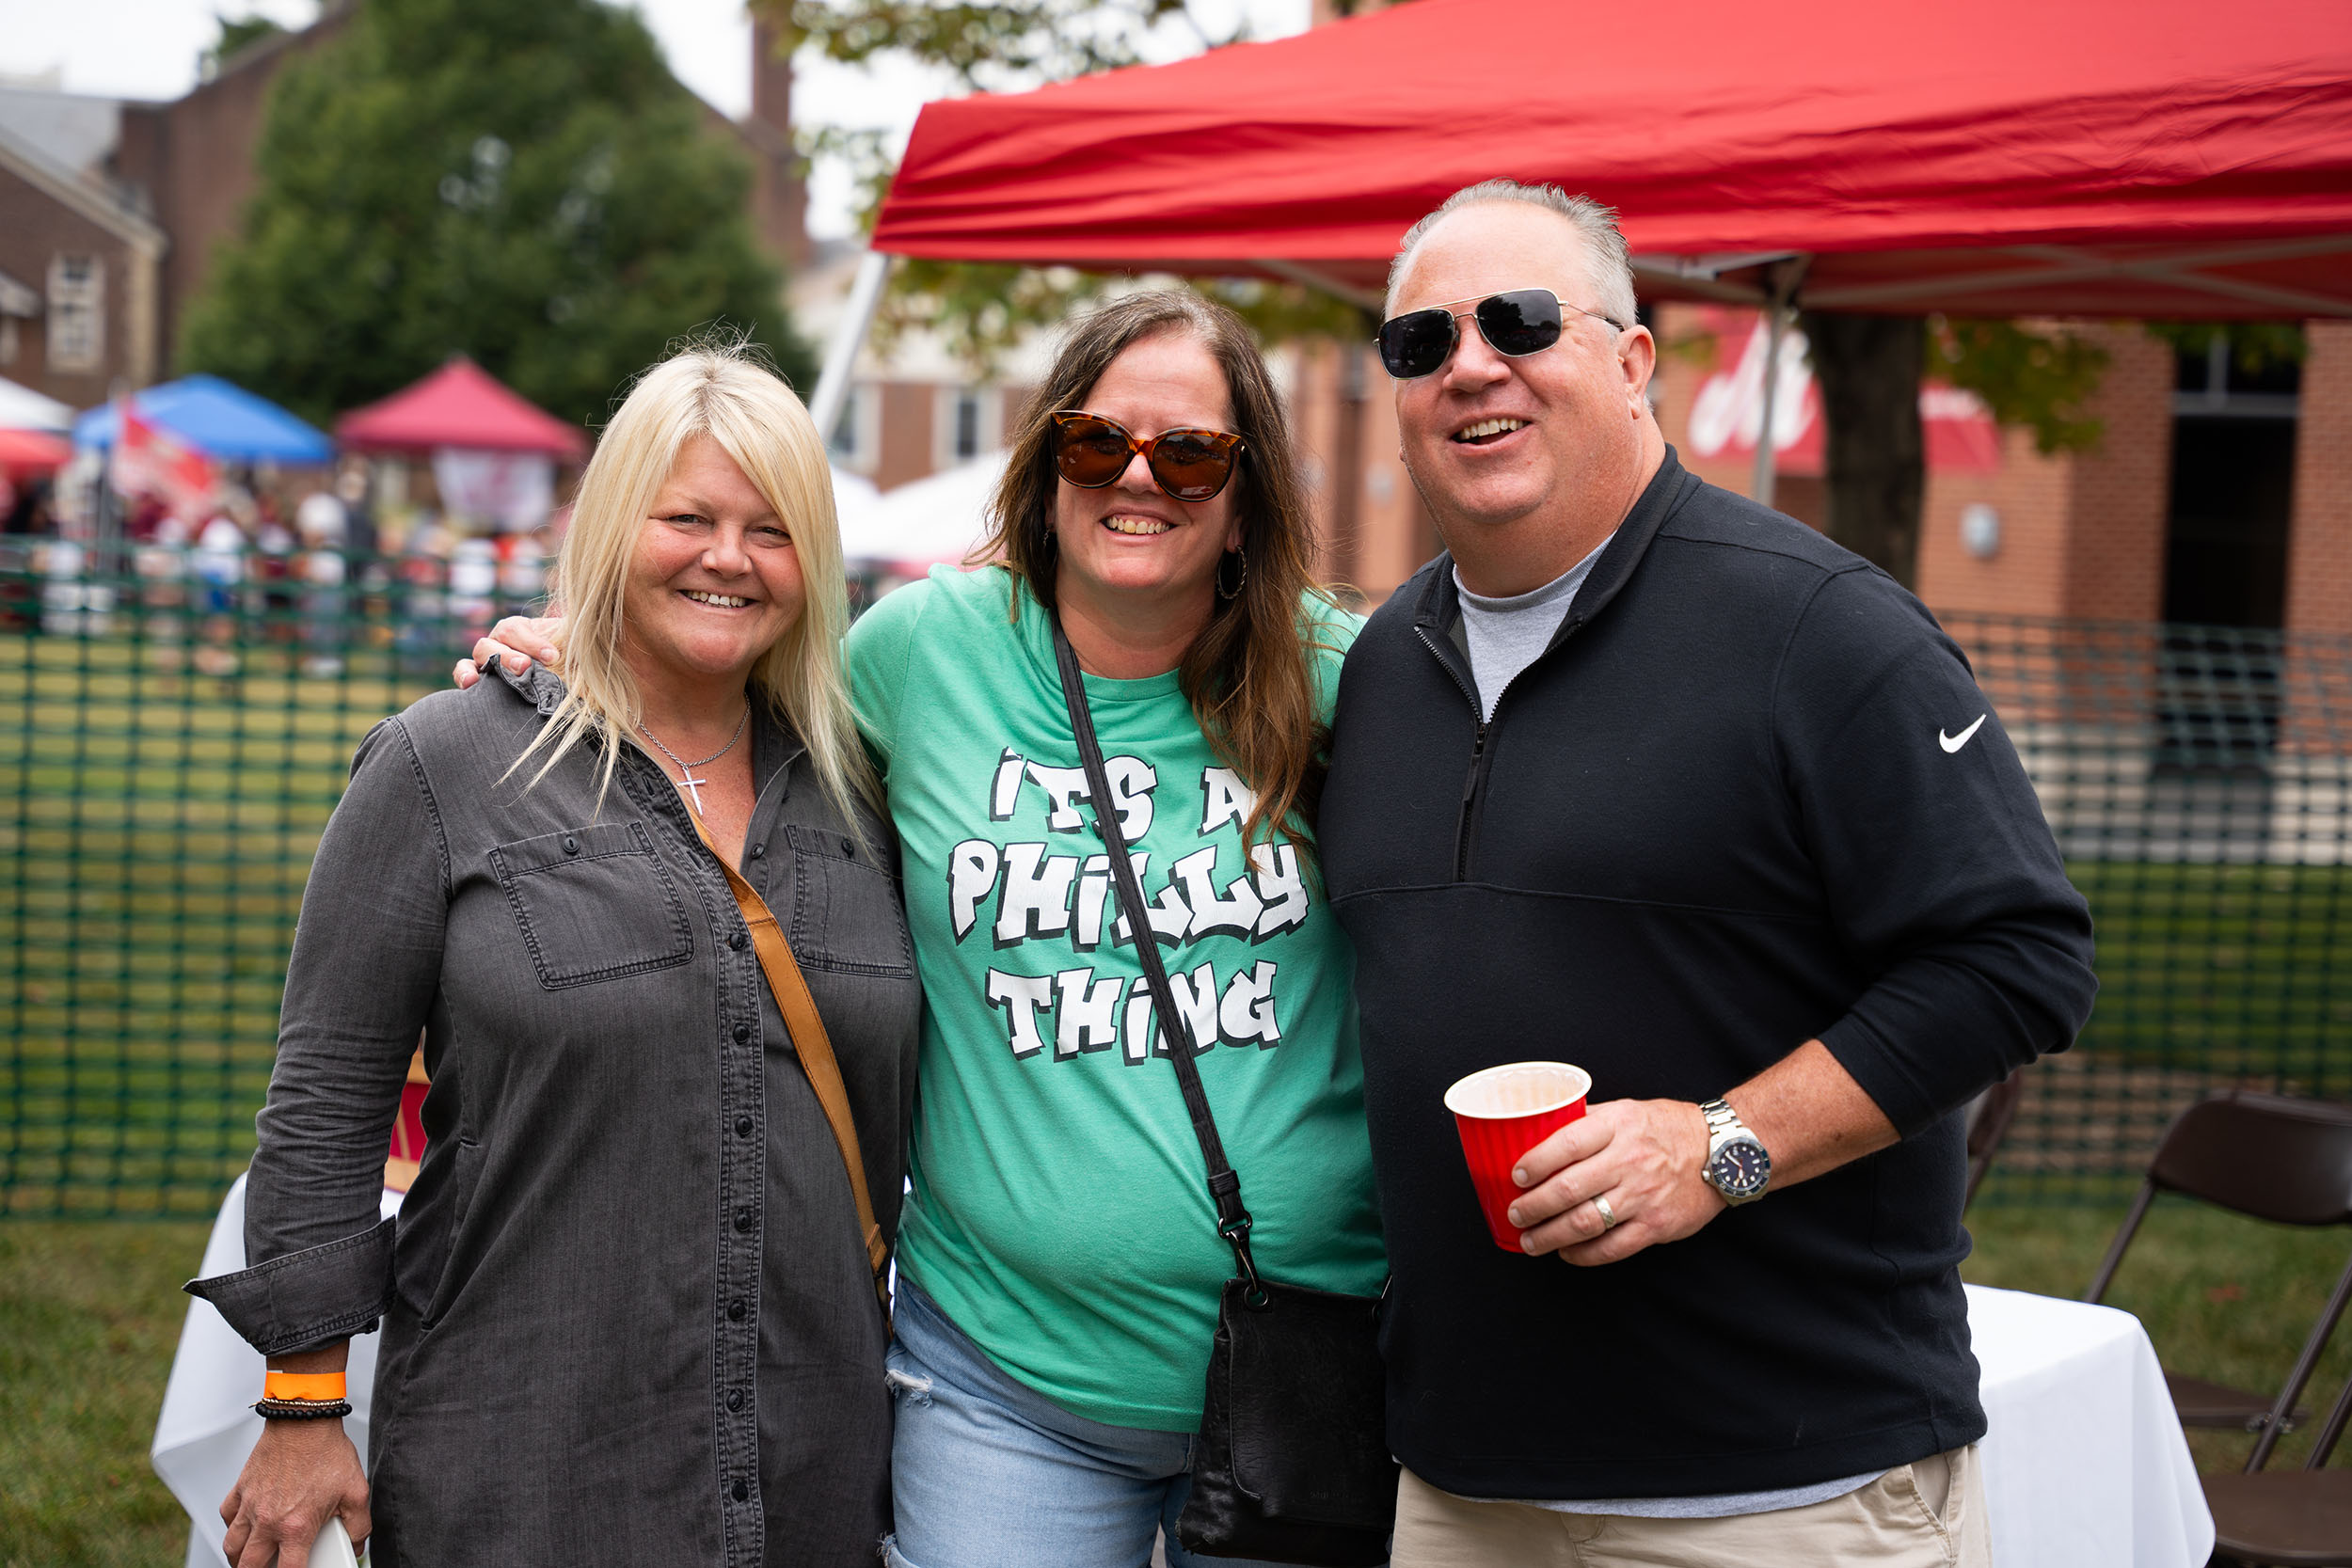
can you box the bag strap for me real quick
[1049,612,1267,1305]
[688,810,891,1312]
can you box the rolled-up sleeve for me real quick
[186,716,449,1354]
[1777,570,2098,1138]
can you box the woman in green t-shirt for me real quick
[468,293,1384,1567]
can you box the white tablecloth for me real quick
[1969,1284,2216,1568]
[151,1174,401,1568]
[152,1209,2211,1568]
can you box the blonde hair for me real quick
[512,343,878,829]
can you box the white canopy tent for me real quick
[837,450,1008,577]
[0,373,72,432]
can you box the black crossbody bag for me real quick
[1051,613,1396,1567]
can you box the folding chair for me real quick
[2204,1375,2352,1566]
[2084,1090,2352,1444]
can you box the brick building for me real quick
[1645,309,2352,646]
[0,8,808,409]
[0,103,167,409]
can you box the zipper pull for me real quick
[1461,722,1487,804]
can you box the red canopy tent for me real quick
[0,427,72,483]
[867,0,2352,322]
[336,358,590,458]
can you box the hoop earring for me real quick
[1216,546,1248,601]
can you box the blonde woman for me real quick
[192,345,919,1568]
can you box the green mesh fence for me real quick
[1947,612,2352,1203]
[3,544,2348,1214]
[2,540,516,1216]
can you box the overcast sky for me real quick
[0,0,1305,240]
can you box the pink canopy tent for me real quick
[866,0,2352,322]
[336,358,589,458]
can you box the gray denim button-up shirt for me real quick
[190,666,920,1567]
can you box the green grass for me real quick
[0,1220,212,1567]
[1964,1197,2352,1474]
[3,1204,2346,1561]
[2073,859,2352,1082]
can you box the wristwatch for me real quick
[1699,1099,1772,1205]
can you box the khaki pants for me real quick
[1392,1446,1989,1568]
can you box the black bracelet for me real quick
[253,1397,353,1420]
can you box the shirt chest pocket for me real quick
[785,823,913,977]
[489,820,695,989]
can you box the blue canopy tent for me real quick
[72,374,334,464]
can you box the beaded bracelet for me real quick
[253,1397,354,1421]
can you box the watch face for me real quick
[1709,1138,1771,1197]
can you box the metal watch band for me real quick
[1699,1098,1770,1204]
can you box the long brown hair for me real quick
[978,292,1332,868]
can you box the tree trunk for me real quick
[1799,311,1925,589]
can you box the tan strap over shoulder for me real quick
[689,814,889,1311]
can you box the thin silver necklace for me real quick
[639,707,749,818]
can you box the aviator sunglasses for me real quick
[1049,411,1248,503]
[1376,288,1624,379]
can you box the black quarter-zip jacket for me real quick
[1320,449,2096,1501]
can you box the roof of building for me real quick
[0,120,166,252]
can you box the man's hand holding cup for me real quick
[1505,1092,1725,1265]
[1446,1062,1727,1265]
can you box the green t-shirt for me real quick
[845,566,1387,1430]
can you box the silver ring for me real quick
[1593,1195,1619,1230]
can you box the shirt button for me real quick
[727,1297,747,1321]
[731,1478,748,1503]
[840,834,854,856]
[733,1022,751,1044]
[734,1206,755,1233]
[749,843,765,859]
[726,1387,745,1413]
[562,835,579,854]
[728,929,748,951]
[735,1115,754,1137]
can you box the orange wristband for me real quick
[264,1370,347,1402]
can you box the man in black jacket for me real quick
[1319,182,2096,1564]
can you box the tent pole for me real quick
[1749,257,1807,508]
[809,250,892,449]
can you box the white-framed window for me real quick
[933,384,1001,469]
[827,382,881,476]
[47,254,103,372]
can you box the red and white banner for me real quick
[109,404,219,520]
[1686,310,2002,476]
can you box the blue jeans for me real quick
[883,1277,1296,1568]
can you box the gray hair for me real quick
[1387,181,1639,331]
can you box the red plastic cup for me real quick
[1444,1062,1593,1252]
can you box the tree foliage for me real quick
[181,0,813,431]
[772,0,1363,367]
[1929,319,2110,455]
[2142,321,2307,376]
[789,0,1232,88]
[202,14,286,78]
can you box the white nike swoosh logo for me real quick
[1939,714,1988,753]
